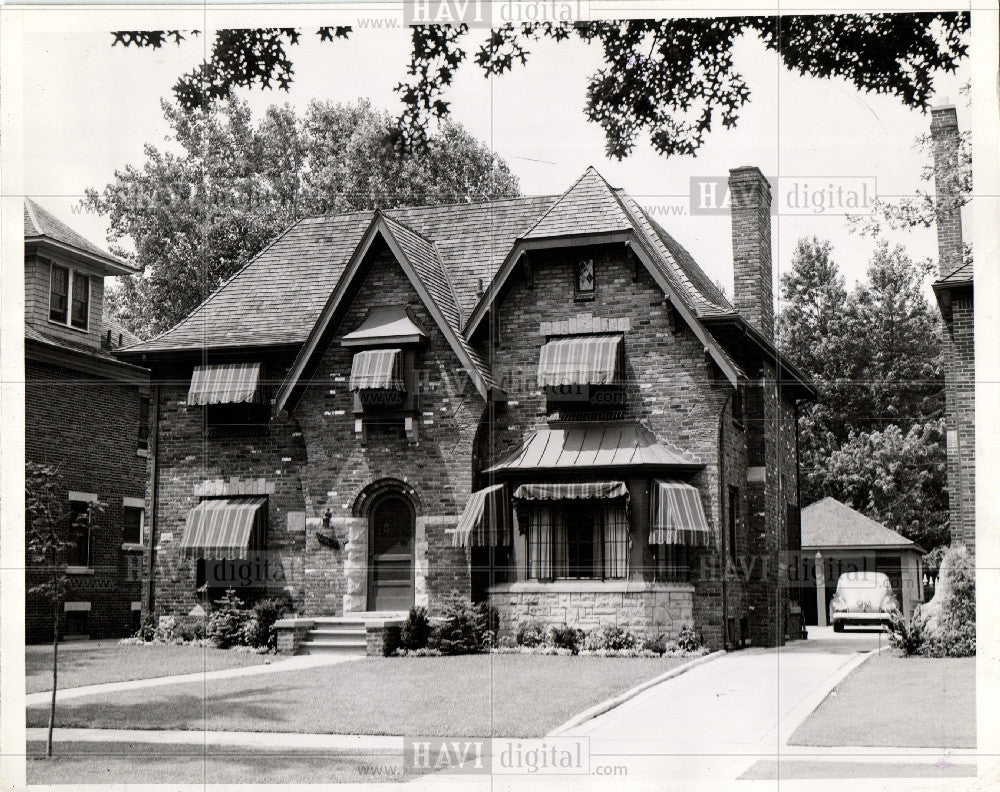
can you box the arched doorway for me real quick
[367,493,415,611]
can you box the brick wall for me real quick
[728,167,774,338]
[941,292,975,549]
[929,106,964,277]
[25,356,147,641]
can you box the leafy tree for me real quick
[85,98,520,337]
[26,463,103,757]
[112,14,969,158]
[777,238,946,545]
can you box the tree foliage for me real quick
[84,98,520,337]
[113,14,969,158]
[777,238,947,547]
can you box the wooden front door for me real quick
[367,495,415,611]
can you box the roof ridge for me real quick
[301,193,559,223]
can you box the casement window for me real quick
[49,264,90,330]
[123,506,144,546]
[525,502,628,581]
[64,606,90,637]
[574,258,597,300]
[653,544,691,582]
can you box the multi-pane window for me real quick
[71,272,90,329]
[653,544,691,582]
[49,264,89,330]
[526,503,628,581]
[123,506,144,546]
[49,264,69,323]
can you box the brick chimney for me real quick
[728,166,773,340]
[929,104,964,277]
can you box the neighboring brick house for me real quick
[119,166,813,651]
[24,198,150,642]
[930,105,975,553]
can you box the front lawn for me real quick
[27,654,691,737]
[788,652,975,748]
[26,642,273,693]
[26,741,421,785]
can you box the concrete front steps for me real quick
[291,612,408,656]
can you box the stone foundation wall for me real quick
[488,583,701,644]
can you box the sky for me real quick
[15,13,971,301]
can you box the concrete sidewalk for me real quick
[25,652,355,707]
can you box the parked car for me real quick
[829,571,899,632]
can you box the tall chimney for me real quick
[728,166,773,340]
[929,104,964,277]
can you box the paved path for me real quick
[25,653,355,707]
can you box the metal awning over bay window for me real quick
[536,335,623,387]
[649,479,712,546]
[179,497,267,558]
[188,363,264,406]
[349,348,405,391]
[450,484,512,547]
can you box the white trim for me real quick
[122,496,145,509]
[46,261,91,333]
[68,491,98,503]
[64,601,91,612]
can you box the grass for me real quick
[27,654,690,737]
[788,652,975,748]
[25,642,273,694]
[25,741,423,784]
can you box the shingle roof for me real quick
[801,497,919,550]
[24,198,127,271]
[935,262,973,286]
[123,169,733,356]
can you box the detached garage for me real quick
[800,497,925,626]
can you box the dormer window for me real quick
[187,362,268,432]
[537,334,625,417]
[342,306,427,443]
[48,263,90,330]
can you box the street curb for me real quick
[546,649,726,736]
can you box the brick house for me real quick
[119,166,812,651]
[929,105,975,553]
[24,198,150,641]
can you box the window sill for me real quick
[136,448,149,458]
[47,318,90,335]
[573,292,597,302]
[65,566,94,576]
[121,543,144,552]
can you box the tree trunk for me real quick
[47,575,59,758]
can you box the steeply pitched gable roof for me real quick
[523,167,633,240]
[24,198,132,274]
[801,497,920,550]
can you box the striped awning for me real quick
[513,481,628,501]
[180,497,267,558]
[349,348,404,391]
[649,479,712,546]
[537,335,622,387]
[188,363,263,406]
[451,484,512,547]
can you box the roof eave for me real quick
[26,236,136,276]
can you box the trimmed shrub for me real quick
[923,545,975,657]
[382,625,403,657]
[549,624,584,654]
[206,589,248,649]
[243,596,291,649]
[676,625,703,653]
[400,606,432,651]
[429,600,494,655]
[641,634,668,655]
[135,615,156,642]
[590,626,639,651]
[516,620,547,648]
